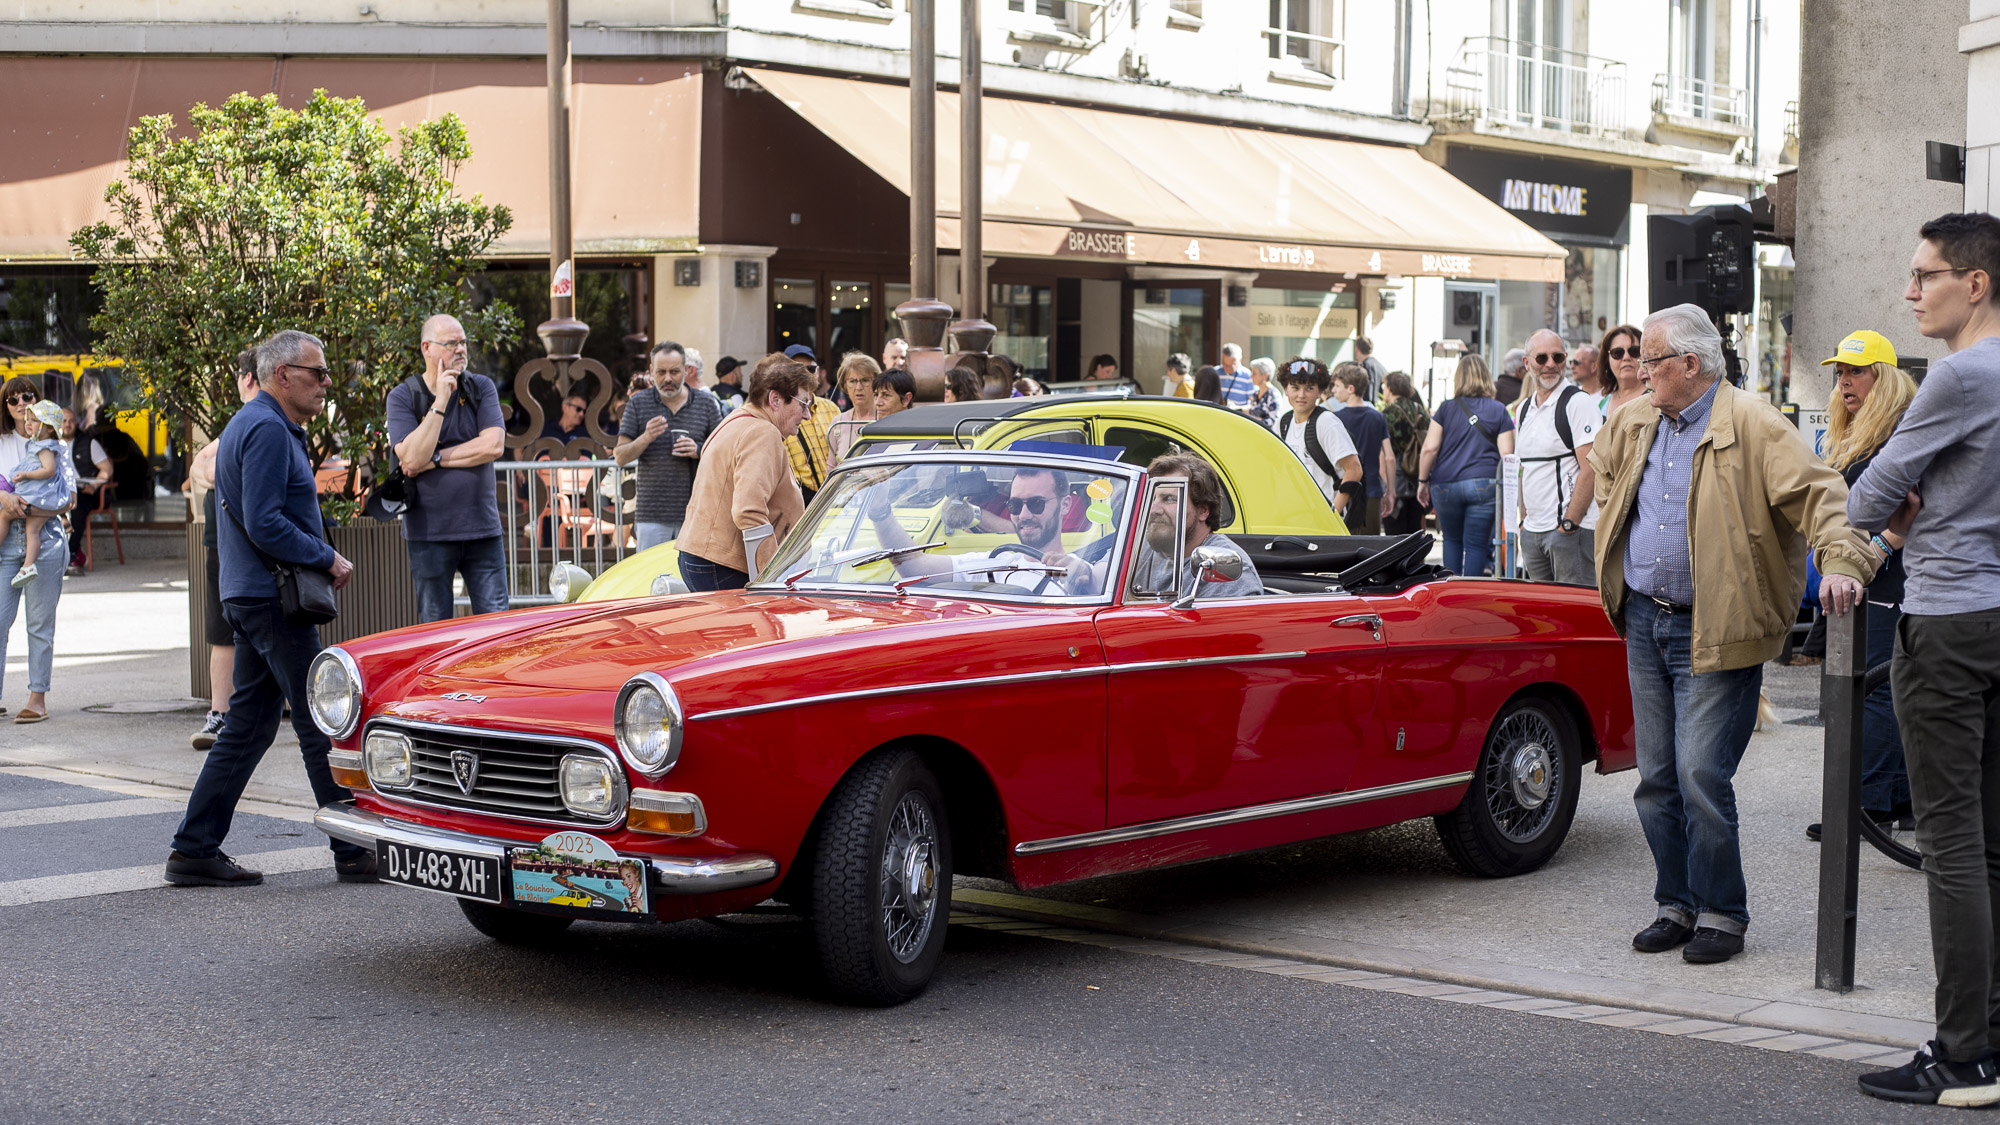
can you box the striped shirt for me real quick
[783,395,840,495]
[1217,364,1256,410]
[1623,378,1718,606]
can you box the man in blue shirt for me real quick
[168,329,369,887]
[1330,364,1394,534]
[387,314,508,623]
[1216,344,1256,410]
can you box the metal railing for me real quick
[493,458,641,607]
[1651,72,1747,126]
[1439,37,1627,137]
[1266,23,1344,79]
[1784,99,1800,144]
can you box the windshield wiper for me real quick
[781,541,946,589]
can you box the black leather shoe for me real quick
[1683,927,1745,963]
[1632,918,1694,953]
[165,851,264,887]
[335,852,379,884]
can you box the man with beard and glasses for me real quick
[869,466,1094,595]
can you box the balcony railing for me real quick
[1784,99,1799,143]
[1439,38,1626,138]
[1652,72,1748,126]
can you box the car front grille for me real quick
[369,719,622,829]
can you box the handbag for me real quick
[219,495,339,628]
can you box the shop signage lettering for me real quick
[1251,305,1357,339]
[1421,252,1476,276]
[1501,178,1587,217]
[1063,229,1137,258]
[1256,244,1318,268]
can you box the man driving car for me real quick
[870,467,1093,594]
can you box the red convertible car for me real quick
[311,449,1634,1004]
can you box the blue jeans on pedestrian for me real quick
[679,550,748,592]
[0,520,64,697]
[1432,477,1497,576]
[635,521,680,553]
[171,597,365,862]
[1624,596,1763,934]
[1864,602,1911,815]
[407,535,508,623]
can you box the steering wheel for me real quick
[987,542,1045,560]
[1334,531,1434,590]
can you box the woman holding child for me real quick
[0,375,72,723]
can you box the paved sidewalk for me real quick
[4,562,1940,1048]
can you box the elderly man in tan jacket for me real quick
[1590,303,1877,966]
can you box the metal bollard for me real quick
[1815,599,1868,992]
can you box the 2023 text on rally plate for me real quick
[377,840,502,902]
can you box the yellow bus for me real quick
[0,353,170,458]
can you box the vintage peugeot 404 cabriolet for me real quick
[312,448,1634,1004]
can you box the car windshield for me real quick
[757,457,1135,602]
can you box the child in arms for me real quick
[3,400,77,587]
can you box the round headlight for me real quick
[364,730,413,789]
[559,754,622,818]
[550,563,592,603]
[615,672,683,777]
[307,648,362,738]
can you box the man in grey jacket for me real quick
[1851,212,2000,1107]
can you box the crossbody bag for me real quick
[219,495,339,627]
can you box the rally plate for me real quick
[508,831,650,916]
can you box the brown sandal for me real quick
[13,707,48,724]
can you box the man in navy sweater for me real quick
[167,329,368,887]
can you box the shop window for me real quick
[1267,0,1342,78]
[1247,287,1358,369]
[1008,0,1098,38]
[0,269,104,355]
[1130,286,1210,393]
[773,277,819,356]
[883,281,911,346]
[989,283,1054,381]
[828,280,873,362]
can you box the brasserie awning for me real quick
[745,68,1566,282]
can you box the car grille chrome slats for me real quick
[368,719,620,828]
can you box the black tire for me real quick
[1435,697,1582,877]
[457,898,576,945]
[1856,661,1922,870]
[810,750,952,1006]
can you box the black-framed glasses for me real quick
[1911,267,1970,289]
[1637,353,1686,372]
[1533,352,1567,366]
[425,338,469,350]
[1606,346,1638,360]
[5,392,37,406]
[1005,496,1056,515]
[281,363,332,382]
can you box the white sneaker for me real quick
[10,562,38,588]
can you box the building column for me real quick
[1965,7,2000,212]
[653,244,777,372]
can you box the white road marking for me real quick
[0,798,183,830]
[0,764,317,822]
[0,846,333,907]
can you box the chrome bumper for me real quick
[314,802,779,896]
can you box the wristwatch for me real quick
[1558,517,1578,533]
[431,449,443,468]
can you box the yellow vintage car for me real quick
[0,354,169,458]
[570,394,1348,603]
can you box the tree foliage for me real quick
[71,90,518,498]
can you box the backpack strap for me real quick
[1282,407,1342,481]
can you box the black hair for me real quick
[1276,356,1332,392]
[1191,365,1224,404]
[650,339,685,360]
[873,366,915,401]
[1920,212,2000,290]
[1089,353,1117,373]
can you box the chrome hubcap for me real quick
[1484,710,1564,843]
[1509,742,1552,809]
[878,791,940,964]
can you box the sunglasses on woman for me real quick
[6,393,37,406]
[1605,346,1639,360]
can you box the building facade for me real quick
[1,0,1797,406]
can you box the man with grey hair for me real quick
[168,328,370,888]
[387,313,507,623]
[1216,343,1254,410]
[1513,327,1599,586]
[1590,302,1876,965]
[1497,347,1526,406]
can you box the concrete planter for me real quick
[187,519,418,700]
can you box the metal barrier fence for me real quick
[491,458,640,607]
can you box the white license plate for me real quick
[377,840,502,902]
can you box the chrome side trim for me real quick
[687,651,1312,722]
[1011,772,1476,856]
[689,665,1108,721]
[313,802,778,896]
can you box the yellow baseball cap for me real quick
[1820,330,1898,368]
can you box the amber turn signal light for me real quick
[327,748,371,791]
[629,790,706,836]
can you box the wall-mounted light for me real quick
[735,261,762,288]
[674,260,701,287]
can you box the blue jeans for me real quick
[1864,603,1910,815]
[679,550,747,592]
[407,535,508,623]
[1432,477,1497,576]
[1624,597,1763,934]
[0,520,64,696]
[171,597,365,862]
[635,521,680,553]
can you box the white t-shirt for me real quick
[951,545,1066,594]
[1276,410,1360,507]
[1513,386,1602,532]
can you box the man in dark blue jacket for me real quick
[167,329,368,887]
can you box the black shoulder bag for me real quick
[218,495,339,627]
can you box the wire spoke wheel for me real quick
[1482,709,1564,844]
[1436,697,1581,878]
[877,791,942,964]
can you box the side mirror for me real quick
[1170,544,1242,609]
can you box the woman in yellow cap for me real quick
[1807,329,1918,841]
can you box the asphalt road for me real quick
[0,770,1930,1125]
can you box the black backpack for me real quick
[1277,406,1342,480]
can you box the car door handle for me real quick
[1332,614,1383,638]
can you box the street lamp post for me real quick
[894,0,955,401]
[948,0,999,394]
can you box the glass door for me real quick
[1125,283,1215,393]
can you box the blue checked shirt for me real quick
[1623,378,1719,606]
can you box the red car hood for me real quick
[416,592,1077,696]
